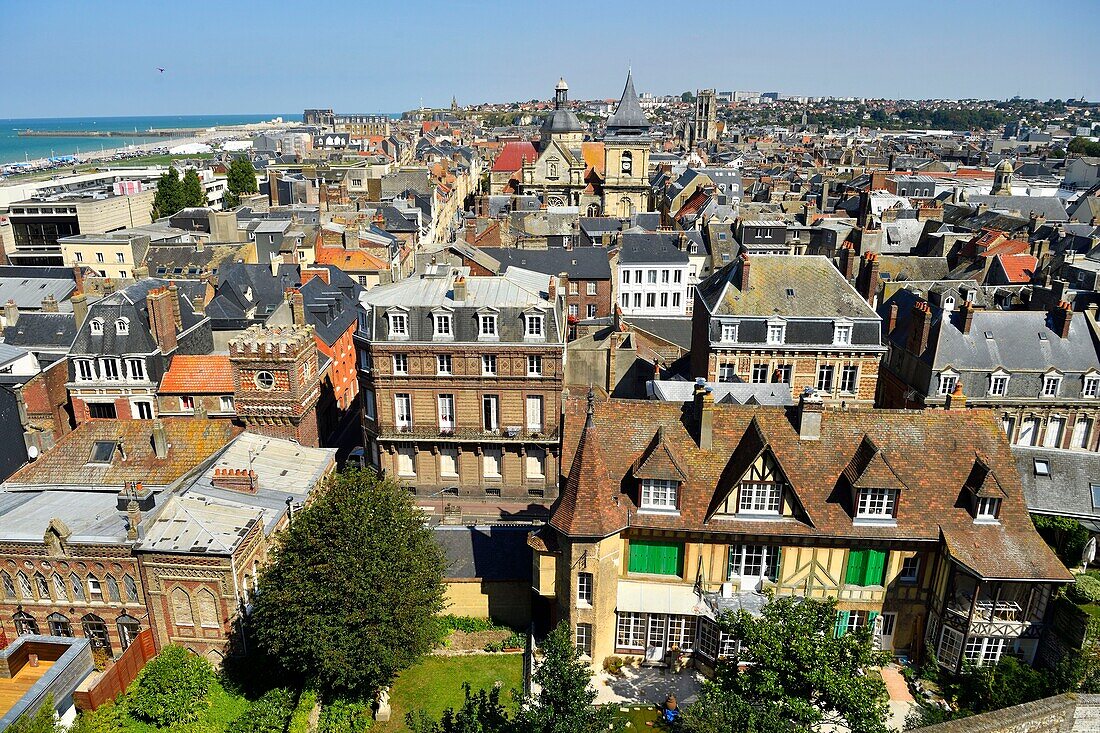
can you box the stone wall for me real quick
[914,694,1100,733]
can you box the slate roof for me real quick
[554,397,1070,581]
[476,247,611,280]
[298,268,363,346]
[618,232,690,265]
[965,195,1069,222]
[71,279,206,357]
[0,276,75,312]
[605,71,651,136]
[1014,446,1100,525]
[2,313,77,354]
[435,525,533,581]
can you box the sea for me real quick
[0,114,302,164]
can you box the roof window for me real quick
[89,441,116,464]
[1033,458,1050,477]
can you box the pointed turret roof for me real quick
[606,70,650,136]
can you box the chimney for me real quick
[465,218,476,244]
[858,252,880,305]
[653,358,661,380]
[887,303,898,334]
[819,180,830,212]
[151,419,168,459]
[840,243,856,281]
[959,299,975,335]
[211,468,259,494]
[797,387,824,441]
[146,288,179,353]
[126,495,141,541]
[71,293,88,328]
[40,294,59,313]
[286,287,305,325]
[907,300,932,355]
[1052,300,1073,339]
[1028,213,1046,235]
[738,252,751,291]
[558,272,569,300]
[72,265,85,294]
[133,265,149,280]
[945,383,967,410]
[548,276,556,300]
[453,275,467,302]
[3,300,17,327]
[168,282,182,330]
[270,253,281,277]
[699,387,715,450]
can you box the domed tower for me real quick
[991,158,1014,196]
[540,78,584,148]
[603,70,652,218]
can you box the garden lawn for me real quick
[375,654,524,732]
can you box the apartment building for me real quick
[6,191,155,265]
[691,254,884,407]
[58,232,151,279]
[356,265,566,502]
[616,232,694,318]
[530,392,1070,673]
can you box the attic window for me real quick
[1033,458,1050,477]
[984,331,994,339]
[1091,483,1100,509]
[89,441,116,464]
[785,288,795,297]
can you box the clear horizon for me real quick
[5,0,1098,118]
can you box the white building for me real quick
[616,232,693,317]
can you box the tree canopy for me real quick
[247,468,447,698]
[151,166,183,219]
[181,168,206,208]
[224,157,259,208]
[683,596,891,733]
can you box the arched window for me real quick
[82,614,111,655]
[16,572,32,600]
[117,614,141,650]
[1,572,15,600]
[943,296,956,311]
[34,572,49,600]
[70,573,86,602]
[586,204,600,217]
[115,318,129,335]
[621,151,633,176]
[196,588,220,628]
[89,319,104,335]
[106,575,121,604]
[52,574,68,602]
[47,613,72,637]
[123,574,139,604]
[87,575,103,602]
[171,587,194,626]
[13,612,38,636]
[619,197,634,218]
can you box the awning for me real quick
[616,580,709,616]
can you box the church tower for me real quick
[539,78,584,148]
[991,158,1014,196]
[229,325,322,447]
[603,71,652,218]
[693,89,717,145]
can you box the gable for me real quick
[632,427,687,482]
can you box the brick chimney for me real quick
[146,287,179,353]
[71,292,88,328]
[465,218,477,244]
[907,300,932,355]
[840,243,856,281]
[453,275,467,302]
[41,294,59,313]
[959,299,975,335]
[548,276,556,300]
[858,252,880,305]
[1052,300,1073,339]
[945,383,967,410]
[887,303,898,334]
[211,468,258,494]
[797,387,824,441]
[301,266,330,285]
[168,282,182,330]
[738,252,751,291]
[286,287,305,325]
[699,386,715,450]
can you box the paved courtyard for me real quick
[593,664,705,706]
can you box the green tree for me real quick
[248,468,447,698]
[681,91,696,103]
[513,622,623,733]
[181,168,207,208]
[8,694,60,733]
[683,596,891,733]
[152,166,184,218]
[408,682,511,733]
[224,157,258,208]
[126,644,215,726]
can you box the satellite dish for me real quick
[27,445,39,460]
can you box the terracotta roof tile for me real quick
[994,253,1038,284]
[160,355,234,394]
[491,142,538,173]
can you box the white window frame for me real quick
[1042,372,1062,397]
[617,612,646,649]
[840,365,858,394]
[575,623,592,658]
[817,364,835,392]
[766,320,785,345]
[1084,375,1100,398]
[938,626,964,670]
[577,572,593,606]
[587,282,598,296]
[479,313,498,339]
[718,363,737,383]
[115,318,129,335]
[526,395,543,432]
[219,396,234,412]
[640,478,679,512]
[833,322,853,346]
[437,354,452,375]
[964,636,1006,667]
[720,322,738,343]
[179,395,194,413]
[434,313,452,338]
[392,354,408,375]
[938,372,958,396]
[899,555,921,583]
[857,488,897,519]
[125,357,145,381]
[728,544,779,582]
[75,359,94,381]
[738,481,782,515]
[437,394,456,431]
[99,358,121,381]
[388,312,408,339]
[482,355,497,376]
[976,496,1001,522]
[525,314,544,339]
[527,354,542,376]
[394,394,412,429]
[989,370,1009,397]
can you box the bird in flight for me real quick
[156,67,165,73]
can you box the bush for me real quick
[318,697,372,733]
[226,688,295,733]
[127,645,215,726]
[8,693,59,733]
[288,689,318,733]
[502,631,525,649]
[1067,574,1100,604]
[603,656,625,676]
[69,702,127,733]
[483,641,503,653]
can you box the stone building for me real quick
[691,254,885,407]
[356,265,566,502]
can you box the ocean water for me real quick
[0,114,301,164]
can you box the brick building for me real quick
[691,254,885,407]
[356,265,566,502]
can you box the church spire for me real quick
[606,70,650,136]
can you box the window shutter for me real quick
[866,550,887,586]
[628,542,646,574]
[672,543,684,576]
[835,610,850,638]
[845,550,866,585]
[868,610,879,626]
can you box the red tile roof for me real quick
[491,141,538,173]
[315,246,388,272]
[994,253,1038,284]
[160,355,234,394]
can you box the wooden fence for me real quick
[72,628,156,711]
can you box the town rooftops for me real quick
[554,396,1069,582]
[477,246,612,280]
[491,141,539,173]
[159,354,234,394]
[362,265,556,310]
[618,232,690,265]
[1014,446,1100,531]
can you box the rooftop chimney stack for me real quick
[151,419,169,459]
[1052,300,1073,339]
[286,288,305,325]
[887,303,899,334]
[146,287,179,353]
[3,300,17,327]
[738,252,751,291]
[858,252,880,305]
[959,299,975,335]
[453,275,467,302]
[798,387,824,441]
[70,293,88,329]
[945,383,967,410]
[40,294,58,313]
[907,300,932,355]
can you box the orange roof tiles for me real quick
[491,141,538,172]
[581,142,606,176]
[160,355,234,394]
[315,246,387,272]
[994,253,1038,284]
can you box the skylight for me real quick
[1033,458,1050,477]
[89,441,116,464]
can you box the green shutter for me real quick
[835,610,850,637]
[868,610,879,627]
[865,550,887,586]
[628,540,683,576]
[628,541,649,574]
[845,550,867,585]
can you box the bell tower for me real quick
[229,325,322,447]
[603,71,653,218]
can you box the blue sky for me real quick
[3,0,1098,118]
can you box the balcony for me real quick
[377,425,559,443]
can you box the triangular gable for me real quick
[632,427,687,482]
[964,454,1007,498]
[842,435,908,491]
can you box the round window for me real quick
[254,371,276,390]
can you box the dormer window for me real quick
[115,318,129,335]
[388,313,408,339]
[640,479,679,512]
[975,497,1001,522]
[1084,375,1100,398]
[989,370,1010,397]
[525,314,544,339]
[938,372,958,396]
[766,321,785,345]
[738,480,781,515]
[833,322,853,346]
[75,359,94,381]
[1042,373,1062,397]
[480,314,498,338]
[434,314,452,338]
[89,318,104,335]
[720,323,738,343]
[856,488,898,519]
